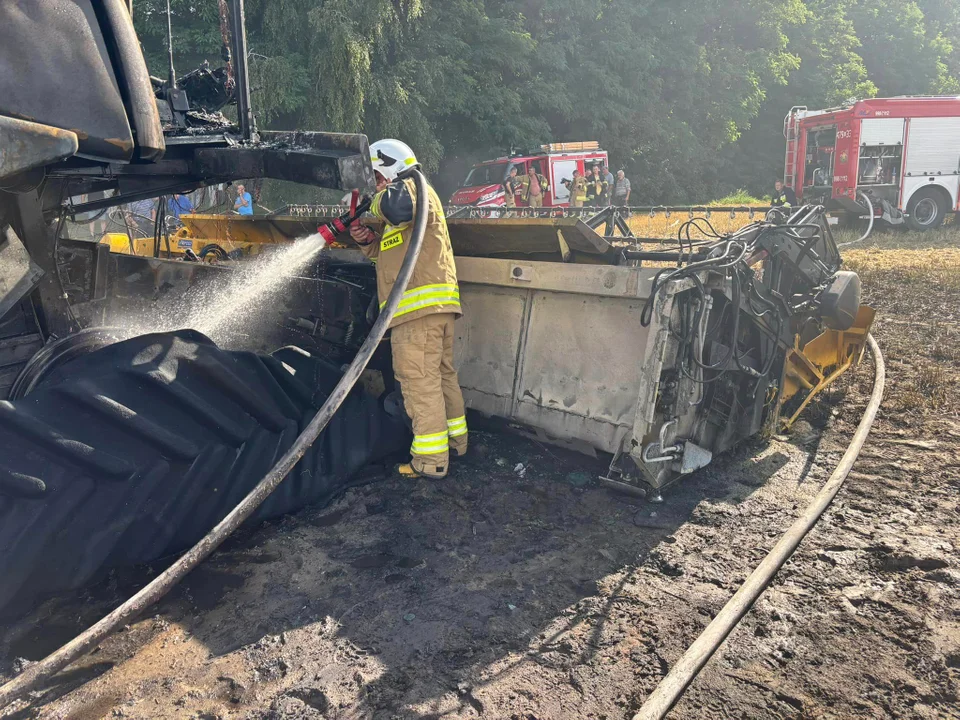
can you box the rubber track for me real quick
[0,330,408,616]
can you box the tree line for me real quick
[135,0,960,203]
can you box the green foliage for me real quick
[134,0,222,76]
[848,0,954,95]
[134,0,960,203]
[708,190,770,206]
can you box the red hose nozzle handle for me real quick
[317,193,372,244]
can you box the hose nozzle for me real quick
[317,189,371,244]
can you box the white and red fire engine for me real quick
[449,142,609,208]
[784,96,960,230]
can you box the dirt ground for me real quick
[2,231,959,720]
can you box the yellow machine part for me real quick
[100,224,272,263]
[179,214,302,246]
[102,213,614,263]
[99,213,352,262]
[100,232,155,256]
[781,305,876,428]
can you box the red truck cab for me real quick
[450,142,610,208]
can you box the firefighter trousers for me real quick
[391,313,468,478]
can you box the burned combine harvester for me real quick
[411,209,872,495]
[0,1,872,616]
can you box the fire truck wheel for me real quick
[905,187,947,232]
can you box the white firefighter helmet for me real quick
[369,138,419,182]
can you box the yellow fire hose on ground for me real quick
[634,333,885,719]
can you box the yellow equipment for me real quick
[781,305,876,428]
[99,212,330,262]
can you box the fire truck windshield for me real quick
[463,161,512,187]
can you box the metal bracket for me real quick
[0,225,45,321]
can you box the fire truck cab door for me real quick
[832,120,855,200]
[552,159,577,204]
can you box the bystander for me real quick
[234,184,254,215]
[602,165,614,205]
[612,170,631,206]
[166,194,194,227]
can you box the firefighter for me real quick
[564,170,588,208]
[503,166,521,214]
[772,180,797,209]
[521,164,549,209]
[349,139,467,480]
[586,165,606,205]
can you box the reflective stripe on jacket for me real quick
[570,176,587,202]
[358,176,461,328]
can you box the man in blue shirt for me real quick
[234,184,254,215]
[166,194,194,226]
[602,165,615,205]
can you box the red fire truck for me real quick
[784,96,960,230]
[449,142,609,208]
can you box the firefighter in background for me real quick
[586,164,607,205]
[502,166,522,214]
[349,139,467,480]
[772,179,798,209]
[521,164,550,208]
[564,170,588,207]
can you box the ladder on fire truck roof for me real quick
[783,106,805,190]
[540,141,600,152]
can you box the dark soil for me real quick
[2,245,959,720]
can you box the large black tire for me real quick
[905,187,948,232]
[0,330,409,617]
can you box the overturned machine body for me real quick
[50,210,872,496]
[0,0,872,613]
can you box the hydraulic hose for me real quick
[633,333,884,720]
[837,191,875,248]
[0,168,431,711]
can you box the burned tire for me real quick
[0,330,409,617]
[905,187,947,231]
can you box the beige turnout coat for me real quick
[357,176,461,328]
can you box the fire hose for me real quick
[633,333,884,720]
[0,168,430,711]
[837,191,875,249]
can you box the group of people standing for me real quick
[502,164,550,210]
[502,162,631,211]
[567,164,632,208]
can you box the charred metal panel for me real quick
[448,217,615,262]
[55,239,111,328]
[97,252,378,364]
[195,132,375,192]
[452,286,528,417]
[514,292,650,452]
[0,1,134,162]
[454,257,661,458]
[100,0,165,161]
[14,193,78,339]
[0,225,44,322]
[0,116,78,182]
